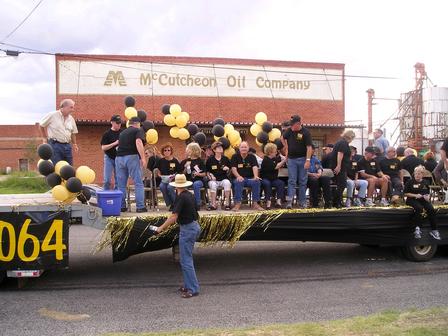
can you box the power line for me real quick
[1,0,45,43]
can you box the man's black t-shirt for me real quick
[156,158,180,176]
[172,190,199,225]
[180,158,206,182]
[347,160,360,180]
[231,153,258,178]
[401,155,424,176]
[282,127,312,158]
[206,155,231,181]
[357,157,381,178]
[379,158,401,179]
[116,127,145,157]
[100,128,121,159]
[331,139,351,170]
[147,155,160,171]
[404,178,430,196]
[260,156,281,180]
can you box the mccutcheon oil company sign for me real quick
[58,60,343,100]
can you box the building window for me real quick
[18,159,29,172]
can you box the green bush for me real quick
[0,172,49,194]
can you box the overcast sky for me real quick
[1,0,447,141]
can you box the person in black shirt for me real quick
[156,143,180,210]
[281,115,313,209]
[116,117,147,212]
[260,143,287,209]
[155,174,202,298]
[206,142,232,210]
[100,114,122,190]
[404,165,441,240]
[321,144,334,169]
[180,142,206,209]
[350,145,363,162]
[357,146,389,207]
[331,130,355,208]
[231,141,264,211]
[346,151,368,206]
[423,151,437,173]
[379,146,403,204]
[401,148,424,176]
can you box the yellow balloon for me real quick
[63,193,77,204]
[178,128,190,140]
[164,114,176,127]
[170,126,180,138]
[224,123,234,135]
[175,114,188,128]
[250,123,262,137]
[52,184,70,202]
[54,161,69,175]
[169,104,182,117]
[180,111,190,122]
[228,130,240,144]
[76,166,96,184]
[126,120,130,128]
[125,107,138,120]
[224,146,236,160]
[255,112,267,125]
[232,137,242,148]
[214,135,220,142]
[146,129,158,145]
[269,128,281,142]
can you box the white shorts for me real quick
[208,179,231,191]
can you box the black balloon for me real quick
[137,110,147,122]
[142,120,154,132]
[187,123,199,136]
[60,165,76,180]
[256,131,269,144]
[46,172,62,188]
[38,160,54,176]
[218,137,230,150]
[37,144,53,160]
[124,96,136,107]
[212,124,225,137]
[77,186,91,204]
[274,138,284,150]
[193,132,206,146]
[213,118,225,127]
[262,121,273,133]
[66,177,83,193]
[161,104,171,115]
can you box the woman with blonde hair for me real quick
[260,143,286,209]
[180,142,206,209]
[155,143,180,210]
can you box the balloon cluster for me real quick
[162,104,191,141]
[37,144,94,203]
[210,117,241,159]
[124,96,158,144]
[250,112,283,150]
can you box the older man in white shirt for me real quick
[39,99,79,165]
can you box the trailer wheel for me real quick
[401,244,437,262]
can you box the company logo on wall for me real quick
[104,71,127,86]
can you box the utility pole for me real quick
[367,88,375,146]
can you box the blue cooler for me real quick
[96,190,123,216]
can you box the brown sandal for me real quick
[181,291,199,299]
[178,287,188,293]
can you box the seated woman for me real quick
[206,141,232,210]
[260,143,286,209]
[181,142,206,209]
[307,145,332,208]
[432,159,448,204]
[404,165,441,240]
[155,143,180,210]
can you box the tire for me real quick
[400,244,437,262]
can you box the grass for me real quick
[100,307,448,336]
[0,171,49,194]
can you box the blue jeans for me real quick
[346,179,368,198]
[233,178,261,203]
[49,141,73,165]
[261,178,285,200]
[160,182,176,207]
[103,155,117,190]
[191,180,204,206]
[179,221,201,294]
[115,155,145,209]
[287,157,308,206]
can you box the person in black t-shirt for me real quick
[116,117,147,212]
[156,143,180,210]
[155,174,202,298]
[357,146,389,207]
[346,150,368,207]
[206,142,232,210]
[401,148,424,176]
[100,114,122,190]
[260,143,287,209]
[404,166,441,240]
[231,141,264,211]
[331,130,355,208]
[379,146,403,204]
[180,142,206,209]
[321,144,334,169]
[281,115,313,208]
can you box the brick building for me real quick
[1,54,361,182]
